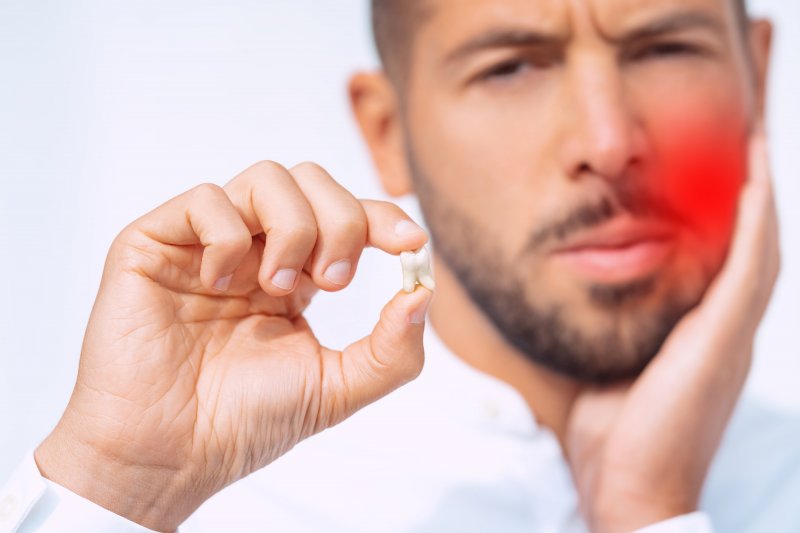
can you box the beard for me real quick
[410,167,710,384]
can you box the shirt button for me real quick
[0,494,18,520]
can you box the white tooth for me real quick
[400,245,436,293]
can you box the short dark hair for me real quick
[371,0,427,84]
[371,0,750,83]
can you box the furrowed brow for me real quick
[444,27,564,66]
[616,11,726,44]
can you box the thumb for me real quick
[339,287,433,413]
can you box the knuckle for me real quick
[291,160,327,176]
[108,229,160,273]
[235,161,292,191]
[108,230,133,263]
[333,216,368,243]
[191,182,225,200]
[270,223,318,248]
[371,199,394,210]
[251,159,287,173]
[371,199,404,215]
[219,230,253,254]
[249,160,289,182]
[112,222,147,255]
[291,223,319,245]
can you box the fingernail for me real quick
[395,220,425,237]
[272,269,298,290]
[213,275,233,292]
[409,290,433,325]
[324,260,352,286]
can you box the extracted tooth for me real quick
[400,245,435,293]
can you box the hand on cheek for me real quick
[566,124,780,533]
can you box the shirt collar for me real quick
[421,317,544,438]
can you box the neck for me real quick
[428,255,581,446]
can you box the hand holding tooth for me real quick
[34,160,434,532]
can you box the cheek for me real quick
[655,120,747,247]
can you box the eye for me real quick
[481,59,530,81]
[634,42,703,60]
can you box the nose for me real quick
[558,54,644,181]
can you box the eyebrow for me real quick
[616,11,726,44]
[443,28,564,66]
[443,10,725,66]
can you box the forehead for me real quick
[418,0,735,43]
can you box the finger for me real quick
[200,235,319,312]
[649,126,780,387]
[700,125,780,330]
[614,129,781,484]
[224,161,319,296]
[239,270,320,318]
[360,199,429,254]
[123,183,253,291]
[332,287,433,416]
[289,162,370,291]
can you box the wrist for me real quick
[592,509,695,533]
[35,423,199,532]
[589,491,696,533]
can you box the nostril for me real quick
[559,115,643,182]
[583,141,636,181]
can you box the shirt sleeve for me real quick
[633,512,714,533]
[0,451,158,533]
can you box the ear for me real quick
[349,71,415,197]
[746,18,773,121]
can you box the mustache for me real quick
[523,185,687,253]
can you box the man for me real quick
[1,0,795,531]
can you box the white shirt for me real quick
[3,320,799,532]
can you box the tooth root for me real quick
[400,246,435,293]
[419,274,436,291]
[403,272,418,293]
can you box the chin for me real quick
[534,271,709,382]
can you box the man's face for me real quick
[400,0,757,381]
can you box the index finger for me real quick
[359,199,430,254]
[695,124,781,339]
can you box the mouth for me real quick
[550,216,677,284]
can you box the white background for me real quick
[0,0,798,481]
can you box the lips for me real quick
[551,217,677,283]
